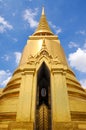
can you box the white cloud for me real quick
[23,8,38,28]
[1,52,21,64]
[68,48,86,73]
[0,70,12,87]
[76,30,86,35]
[1,54,10,61]
[0,0,7,7]
[80,79,86,89]
[14,52,21,65]
[84,44,86,49]
[12,13,16,17]
[68,41,79,48]
[0,16,13,33]
[49,21,62,34]
[49,21,57,29]
[56,28,62,35]
[83,40,86,49]
[13,38,18,42]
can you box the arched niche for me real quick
[35,62,52,130]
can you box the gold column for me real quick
[30,72,37,122]
[51,65,71,123]
[16,68,35,122]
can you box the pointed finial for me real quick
[42,6,45,15]
[33,6,53,36]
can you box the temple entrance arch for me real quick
[36,62,52,130]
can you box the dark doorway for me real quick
[35,62,51,130]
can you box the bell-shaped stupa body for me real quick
[0,7,86,130]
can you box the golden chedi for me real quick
[0,7,86,130]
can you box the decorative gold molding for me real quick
[27,39,61,66]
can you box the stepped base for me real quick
[1,121,86,130]
[53,121,86,130]
[0,122,8,130]
[8,122,34,130]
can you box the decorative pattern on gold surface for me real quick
[39,104,48,130]
[27,39,61,65]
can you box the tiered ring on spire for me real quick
[33,7,53,36]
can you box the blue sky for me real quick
[0,0,86,88]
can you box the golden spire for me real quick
[42,6,45,15]
[33,7,53,36]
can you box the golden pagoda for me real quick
[0,7,86,130]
